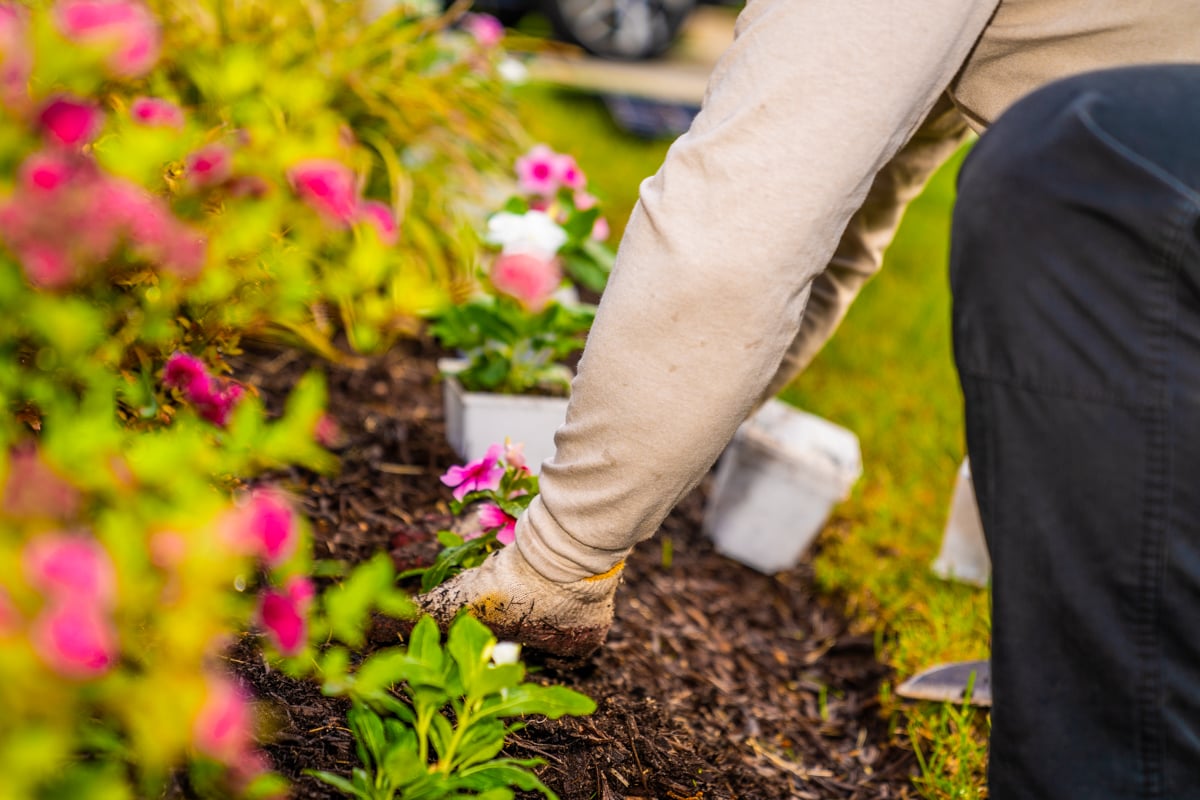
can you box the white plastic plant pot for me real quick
[439,359,569,470]
[931,458,992,587]
[703,399,863,575]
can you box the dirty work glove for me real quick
[417,543,624,660]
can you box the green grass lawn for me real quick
[514,84,991,799]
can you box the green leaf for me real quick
[447,615,495,695]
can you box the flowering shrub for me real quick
[404,441,536,592]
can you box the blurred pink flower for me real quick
[515,145,559,197]
[55,0,161,77]
[186,144,232,189]
[0,587,19,635]
[23,532,117,607]
[39,95,104,148]
[15,241,75,288]
[3,443,81,520]
[462,12,504,47]
[314,413,342,448]
[573,191,598,212]
[31,600,118,678]
[19,151,75,193]
[288,159,359,227]
[490,251,561,310]
[245,490,297,566]
[357,200,398,245]
[441,444,505,502]
[503,439,527,472]
[163,352,243,426]
[477,503,517,545]
[591,216,610,242]
[130,96,184,128]
[0,4,31,110]
[258,577,313,656]
[194,676,254,764]
[149,530,187,569]
[553,154,586,191]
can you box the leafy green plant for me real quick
[431,296,594,395]
[311,614,595,800]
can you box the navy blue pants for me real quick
[951,64,1200,799]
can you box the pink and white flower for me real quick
[441,444,505,502]
[477,503,517,545]
[257,576,313,656]
[130,96,184,129]
[515,145,560,197]
[31,600,119,678]
[39,95,104,148]
[553,153,586,191]
[24,532,117,608]
[490,251,562,310]
[462,12,504,47]
[19,151,75,193]
[288,159,359,227]
[185,144,232,189]
[55,0,161,77]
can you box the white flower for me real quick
[497,57,529,85]
[486,210,567,258]
[490,641,521,666]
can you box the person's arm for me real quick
[757,94,972,402]
[519,0,1001,582]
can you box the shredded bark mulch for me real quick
[227,339,917,800]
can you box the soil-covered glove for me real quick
[417,543,623,660]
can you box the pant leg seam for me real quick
[955,369,1147,410]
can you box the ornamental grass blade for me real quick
[896,660,992,707]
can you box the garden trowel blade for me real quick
[896,660,992,707]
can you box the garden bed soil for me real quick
[229,339,918,800]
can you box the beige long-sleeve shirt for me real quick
[519,0,1200,583]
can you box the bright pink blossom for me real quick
[288,159,359,227]
[55,0,161,77]
[357,200,398,245]
[515,145,559,197]
[258,577,313,656]
[3,443,81,519]
[163,351,208,392]
[186,144,232,188]
[194,676,254,764]
[553,153,586,191]
[462,12,504,47]
[39,96,104,148]
[477,503,517,545]
[244,490,298,566]
[441,444,505,502]
[19,151,74,193]
[163,352,243,426]
[31,600,118,678]
[130,96,184,128]
[23,532,117,607]
[490,251,562,310]
[0,4,31,110]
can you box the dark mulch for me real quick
[227,338,917,800]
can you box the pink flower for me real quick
[19,151,75,193]
[15,241,75,288]
[163,351,210,394]
[515,145,560,197]
[194,676,254,764]
[186,144,232,188]
[31,600,119,678]
[503,439,527,472]
[55,0,161,77]
[3,443,81,520]
[163,352,243,426]
[441,444,505,502]
[314,414,342,448]
[24,532,117,607]
[462,12,504,47]
[39,96,104,148]
[591,216,610,242]
[357,200,398,245]
[490,251,562,310]
[0,4,32,110]
[258,577,313,656]
[245,490,297,566]
[478,503,517,545]
[130,96,184,128]
[553,154,586,191]
[288,159,359,227]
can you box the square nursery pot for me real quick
[930,457,991,587]
[439,359,569,470]
[703,399,863,574]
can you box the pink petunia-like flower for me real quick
[194,675,254,764]
[441,444,505,502]
[257,576,313,656]
[462,12,504,47]
[19,151,75,193]
[0,4,32,110]
[24,532,117,607]
[55,0,161,77]
[553,153,586,191]
[185,144,232,189]
[288,159,359,227]
[515,145,560,197]
[477,503,517,545]
[31,600,119,678]
[130,96,184,129]
[490,251,562,311]
[357,200,398,245]
[39,95,104,148]
[3,442,82,520]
